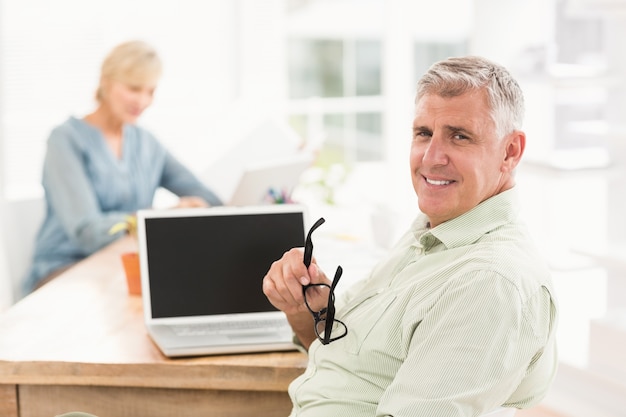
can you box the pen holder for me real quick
[121,252,141,295]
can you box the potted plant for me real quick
[109,215,141,295]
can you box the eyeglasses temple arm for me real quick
[303,217,326,268]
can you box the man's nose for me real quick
[422,135,448,166]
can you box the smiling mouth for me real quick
[425,176,452,186]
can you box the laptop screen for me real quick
[142,209,305,319]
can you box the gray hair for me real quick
[416,56,525,139]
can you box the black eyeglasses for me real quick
[302,217,348,345]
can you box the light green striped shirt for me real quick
[288,189,558,417]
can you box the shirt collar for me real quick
[411,188,520,251]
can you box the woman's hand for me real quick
[174,196,210,208]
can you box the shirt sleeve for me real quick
[375,270,556,417]
[42,129,128,254]
[159,149,223,206]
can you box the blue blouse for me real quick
[23,117,222,293]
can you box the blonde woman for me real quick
[24,40,222,294]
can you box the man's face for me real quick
[410,89,523,227]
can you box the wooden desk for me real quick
[0,236,307,417]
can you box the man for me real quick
[263,56,558,417]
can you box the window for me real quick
[288,39,345,98]
[413,41,469,83]
[287,38,383,165]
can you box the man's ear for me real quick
[502,130,525,172]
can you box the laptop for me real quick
[136,204,307,357]
[199,119,315,206]
[228,153,314,206]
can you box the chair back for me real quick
[0,196,44,304]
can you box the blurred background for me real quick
[1,1,625,415]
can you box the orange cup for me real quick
[121,252,141,295]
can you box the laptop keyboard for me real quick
[172,319,289,336]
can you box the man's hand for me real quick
[263,248,330,350]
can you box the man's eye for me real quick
[453,134,469,140]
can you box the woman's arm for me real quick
[42,130,128,254]
[159,150,223,206]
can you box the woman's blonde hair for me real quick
[96,40,162,102]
